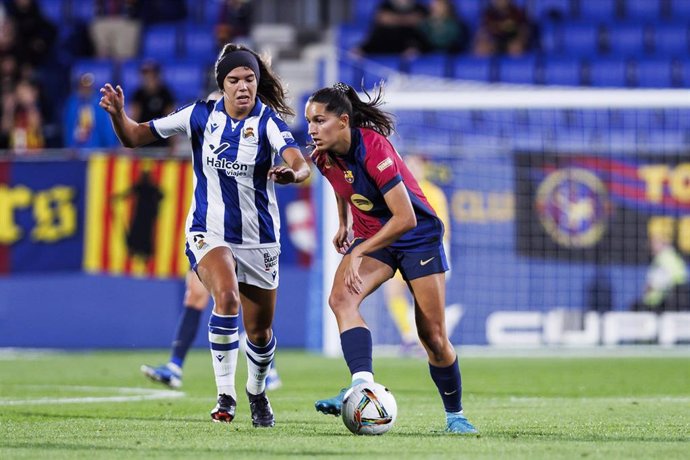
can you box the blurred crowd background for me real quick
[2,0,688,155]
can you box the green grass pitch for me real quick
[1,350,688,459]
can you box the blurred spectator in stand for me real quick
[418,0,470,54]
[354,0,429,57]
[215,0,253,49]
[91,0,142,59]
[631,232,690,313]
[5,0,56,72]
[140,0,187,24]
[129,60,175,149]
[473,0,531,57]
[63,72,116,149]
[1,78,44,152]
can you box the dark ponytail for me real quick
[308,82,395,137]
[215,43,295,119]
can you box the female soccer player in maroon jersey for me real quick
[305,82,477,434]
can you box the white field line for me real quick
[505,396,690,404]
[0,385,184,406]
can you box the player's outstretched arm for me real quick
[99,83,157,148]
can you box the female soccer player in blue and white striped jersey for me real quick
[99,43,310,428]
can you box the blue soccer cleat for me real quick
[314,378,365,416]
[140,363,182,389]
[445,412,479,434]
[265,368,283,391]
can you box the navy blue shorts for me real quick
[348,238,449,281]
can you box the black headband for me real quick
[215,50,261,89]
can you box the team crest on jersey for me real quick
[350,194,373,211]
[193,234,208,250]
[344,170,354,183]
[243,127,256,141]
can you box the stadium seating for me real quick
[453,0,483,24]
[183,25,218,61]
[634,58,674,88]
[71,0,95,22]
[497,55,539,84]
[574,0,620,21]
[542,57,582,85]
[336,23,368,53]
[71,59,115,88]
[653,23,689,57]
[452,56,494,81]
[668,0,690,18]
[528,0,573,19]
[407,54,450,78]
[38,0,64,24]
[604,23,649,56]
[624,0,663,20]
[559,23,603,56]
[160,60,206,103]
[141,24,181,60]
[585,58,631,87]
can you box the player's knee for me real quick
[213,288,241,315]
[184,291,209,309]
[245,328,272,347]
[418,326,447,358]
[328,289,354,315]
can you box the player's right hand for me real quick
[332,227,351,254]
[99,83,125,115]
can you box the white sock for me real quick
[352,371,374,383]
[245,333,276,395]
[208,312,239,399]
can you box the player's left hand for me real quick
[268,166,296,184]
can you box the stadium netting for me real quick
[313,66,690,354]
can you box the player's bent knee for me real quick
[212,288,241,315]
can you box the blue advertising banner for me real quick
[0,160,86,273]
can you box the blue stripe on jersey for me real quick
[189,102,212,232]
[254,115,276,243]
[219,118,243,244]
[148,121,163,139]
[185,241,197,268]
[380,174,402,194]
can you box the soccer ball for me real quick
[341,381,397,435]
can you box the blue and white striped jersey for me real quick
[149,98,299,247]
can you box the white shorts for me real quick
[185,232,280,290]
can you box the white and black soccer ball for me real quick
[341,382,397,435]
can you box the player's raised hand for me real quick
[99,83,125,115]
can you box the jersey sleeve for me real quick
[148,102,196,139]
[266,115,299,156]
[363,134,402,194]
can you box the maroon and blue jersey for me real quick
[311,127,444,251]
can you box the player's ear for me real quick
[339,114,349,129]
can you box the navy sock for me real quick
[429,357,462,413]
[340,327,373,375]
[170,306,202,368]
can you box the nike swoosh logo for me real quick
[443,390,457,395]
[420,257,435,266]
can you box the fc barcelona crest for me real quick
[344,170,354,183]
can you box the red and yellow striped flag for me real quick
[83,155,193,278]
